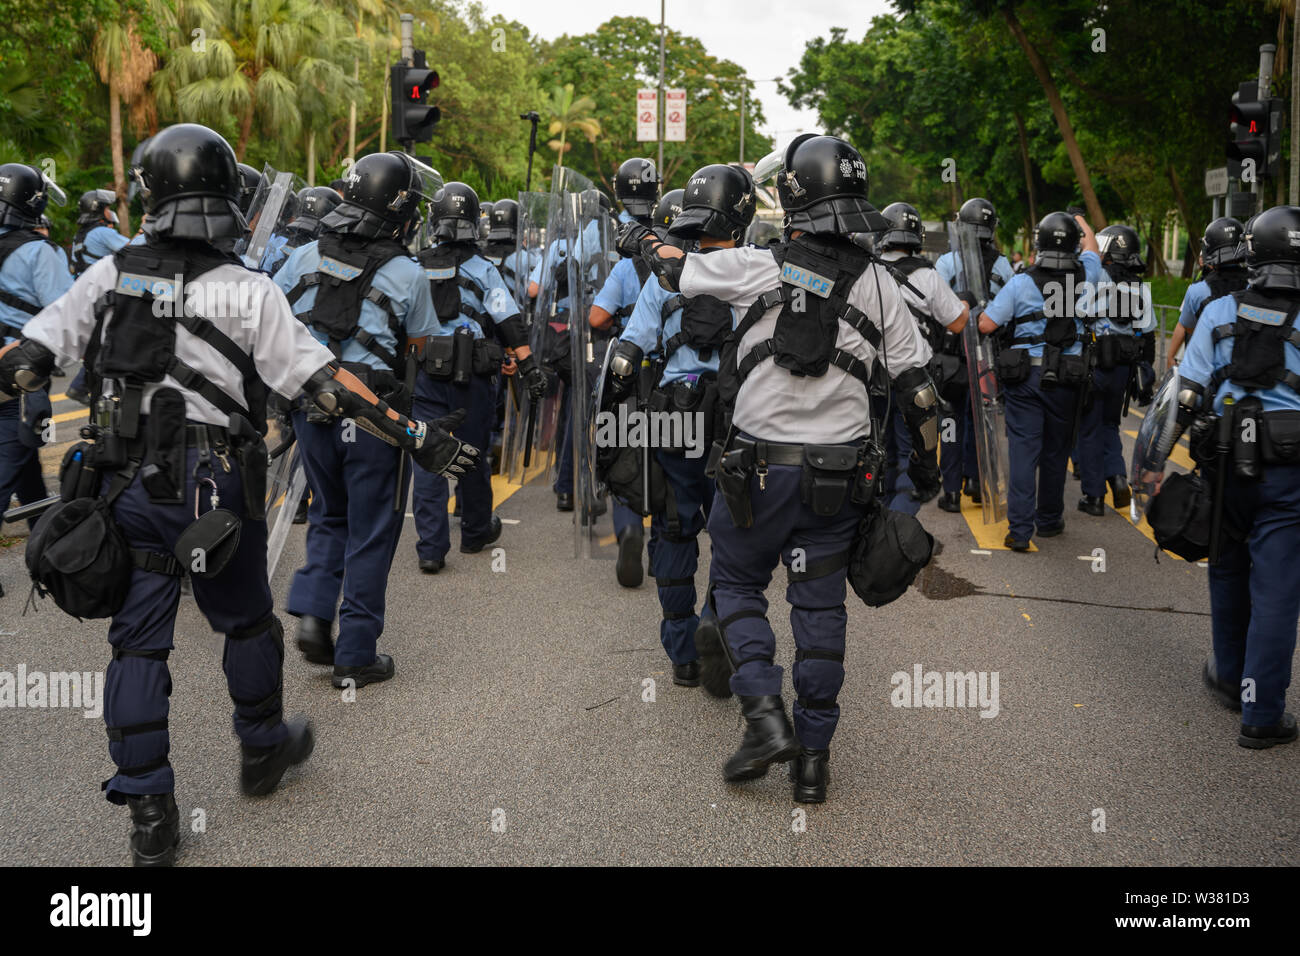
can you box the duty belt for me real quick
[730,435,864,467]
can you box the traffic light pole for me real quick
[399,13,415,156]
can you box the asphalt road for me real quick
[0,406,1296,866]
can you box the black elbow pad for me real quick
[650,250,686,292]
[497,314,529,351]
[0,338,57,396]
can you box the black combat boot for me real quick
[1077,495,1105,516]
[332,653,395,689]
[724,695,799,781]
[616,526,644,588]
[1108,474,1132,509]
[461,514,503,554]
[126,793,180,867]
[937,490,962,513]
[963,476,982,504]
[295,615,334,665]
[1238,713,1298,749]
[693,613,733,699]
[240,718,315,797]
[1202,659,1241,712]
[787,747,831,804]
[556,492,574,512]
[672,661,700,687]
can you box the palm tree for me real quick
[154,0,359,161]
[544,84,601,169]
[92,18,159,232]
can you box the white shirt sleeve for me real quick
[680,246,777,309]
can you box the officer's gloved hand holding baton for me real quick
[409,408,480,478]
[515,353,548,403]
[615,221,656,259]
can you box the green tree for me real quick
[544,83,600,169]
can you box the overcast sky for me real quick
[477,0,897,151]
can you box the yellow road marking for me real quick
[958,495,1038,551]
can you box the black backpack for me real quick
[26,496,134,619]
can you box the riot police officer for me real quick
[412,181,545,572]
[622,135,937,803]
[590,158,661,587]
[70,189,130,276]
[977,210,1102,550]
[936,198,1015,508]
[482,199,537,302]
[1171,204,1300,748]
[876,201,969,509]
[1076,224,1154,514]
[607,164,753,685]
[1168,217,1248,370]
[0,124,476,865]
[0,163,72,536]
[275,153,477,687]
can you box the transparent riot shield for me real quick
[950,221,1009,524]
[1129,367,1181,522]
[500,190,560,485]
[238,165,305,274]
[264,420,306,583]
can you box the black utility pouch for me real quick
[994,346,1031,386]
[1059,352,1087,387]
[1039,344,1063,388]
[851,440,886,506]
[59,442,99,501]
[452,326,474,386]
[670,381,703,413]
[800,444,858,516]
[1261,410,1300,464]
[472,339,504,376]
[1114,335,1140,366]
[716,445,755,529]
[1233,396,1263,478]
[1096,334,1119,370]
[422,336,456,380]
[139,388,187,503]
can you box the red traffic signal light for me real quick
[391,62,440,144]
[1227,91,1270,176]
[403,67,439,102]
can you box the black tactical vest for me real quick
[86,240,268,438]
[1015,262,1088,348]
[70,224,95,276]
[419,241,490,331]
[285,233,410,373]
[1192,266,1249,329]
[1096,261,1144,326]
[1209,288,1300,395]
[0,229,60,316]
[658,293,733,362]
[721,235,882,404]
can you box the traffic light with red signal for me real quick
[1227,80,1284,182]
[392,50,440,146]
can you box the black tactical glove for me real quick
[410,409,480,478]
[907,452,942,503]
[516,353,547,403]
[615,220,655,259]
[1066,205,1087,221]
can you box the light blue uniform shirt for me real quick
[425,247,519,340]
[73,224,130,270]
[982,251,1102,357]
[1177,279,1212,331]
[936,250,1014,299]
[274,238,439,371]
[0,226,74,342]
[483,247,537,303]
[622,267,729,386]
[593,256,646,323]
[1180,292,1300,414]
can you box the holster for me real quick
[851,440,886,507]
[139,387,187,504]
[715,444,754,529]
[799,443,859,516]
[1260,410,1300,465]
[228,413,268,520]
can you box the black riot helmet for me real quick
[1244,205,1300,293]
[429,181,481,243]
[669,164,756,243]
[236,163,265,216]
[652,189,685,232]
[1201,216,1245,269]
[286,186,342,236]
[320,151,433,241]
[879,201,925,251]
[1033,211,1082,271]
[958,197,998,240]
[773,133,885,236]
[77,188,119,226]
[133,123,247,241]
[1097,223,1144,271]
[488,198,519,242]
[0,163,65,228]
[478,201,494,243]
[615,157,659,221]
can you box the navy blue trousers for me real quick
[411,370,495,558]
[647,449,711,665]
[1077,364,1130,498]
[0,395,48,528]
[1208,463,1300,727]
[286,411,408,667]
[708,457,858,749]
[1003,367,1078,541]
[940,391,979,494]
[101,440,285,803]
